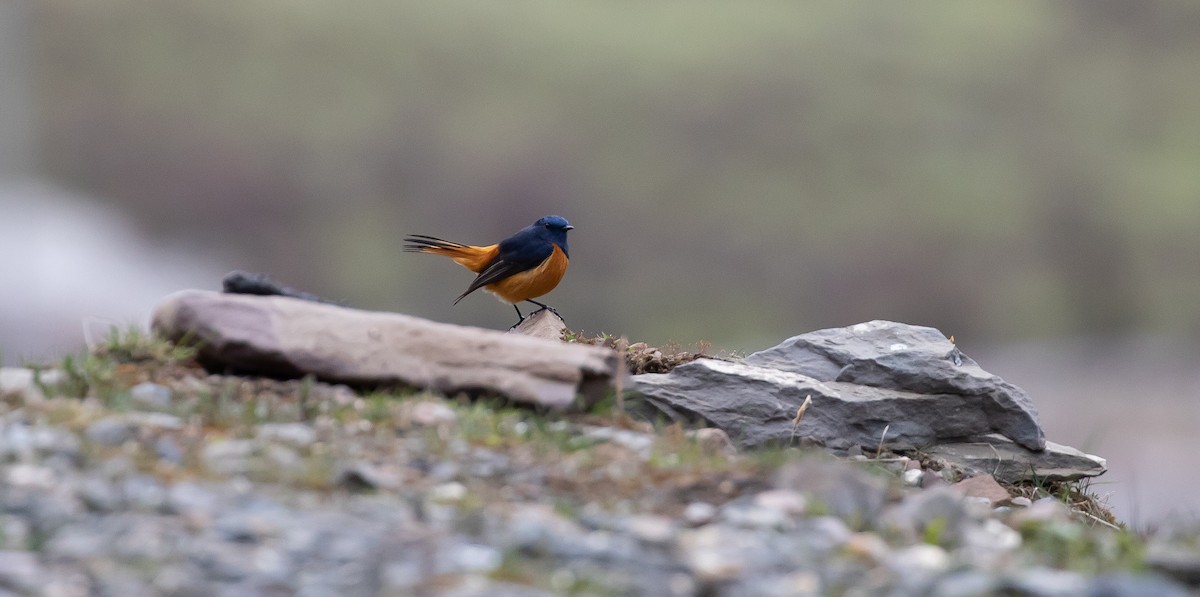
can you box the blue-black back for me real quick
[453,216,573,301]
[497,215,572,263]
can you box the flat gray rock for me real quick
[926,434,1107,484]
[151,290,619,410]
[745,320,1045,450]
[632,358,1027,451]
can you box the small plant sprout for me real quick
[790,394,812,444]
[876,424,891,458]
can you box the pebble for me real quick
[625,514,677,545]
[202,440,258,476]
[154,435,186,465]
[902,468,924,486]
[448,543,503,574]
[408,401,458,427]
[754,489,808,515]
[335,462,402,491]
[686,428,736,456]
[85,417,137,447]
[126,412,185,430]
[683,502,717,526]
[1005,567,1087,596]
[577,427,654,457]
[0,550,44,593]
[0,368,46,402]
[80,477,123,512]
[255,423,317,448]
[130,382,173,409]
[429,482,467,503]
[889,543,950,575]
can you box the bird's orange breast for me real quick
[485,245,569,304]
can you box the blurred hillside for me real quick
[27,0,1200,351]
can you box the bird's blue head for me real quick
[533,215,573,255]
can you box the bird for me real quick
[404,215,574,326]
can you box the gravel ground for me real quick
[0,342,1197,596]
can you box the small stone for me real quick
[429,482,466,503]
[962,518,1022,566]
[677,526,749,583]
[753,489,808,515]
[85,417,137,447]
[30,426,82,461]
[1012,497,1071,526]
[577,427,654,458]
[807,516,852,549]
[952,474,1012,506]
[921,470,947,489]
[1145,542,1200,586]
[510,307,567,340]
[845,532,889,561]
[720,498,790,530]
[154,435,185,465]
[201,439,257,476]
[5,464,55,489]
[153,564,213,595]
[889,544,950,575]
[905,459,923,471]
[215,507,285,543]
[79,477,123,512]
[902,469,924,487]
[264,444,302,474]
[883,486,970,545]
[686,428,736,456]
[1004,567,1087,596]
[933,571,1001,597]
[123,475,168,510]
[625,514,677,545]
[1087,573,1192,597]
[130,382,173,409]
[335,462,401,491]
[0,368,41,401]
[125,412,184,430]
[774,458,890,529]
[167,482,221,523]
[683,502,717,526]
[0,517,30,550]
[0,550,44,593]
[256,423,317,448]
[408,401,457,427]
[448,543,503,574]
[1010,496,1032,508]
[505,504,589,557]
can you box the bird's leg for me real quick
[508,304,526,330]
[524,300,563,321]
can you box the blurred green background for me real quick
[28,0,1200,349]
[6,1,1200,523]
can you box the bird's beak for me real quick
[565,225,575,231]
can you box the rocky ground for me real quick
[0,330,1197,596]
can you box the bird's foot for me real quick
[530,305,565,323]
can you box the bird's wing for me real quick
[453,235,553,304]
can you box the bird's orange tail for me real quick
[403,235,499,273]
